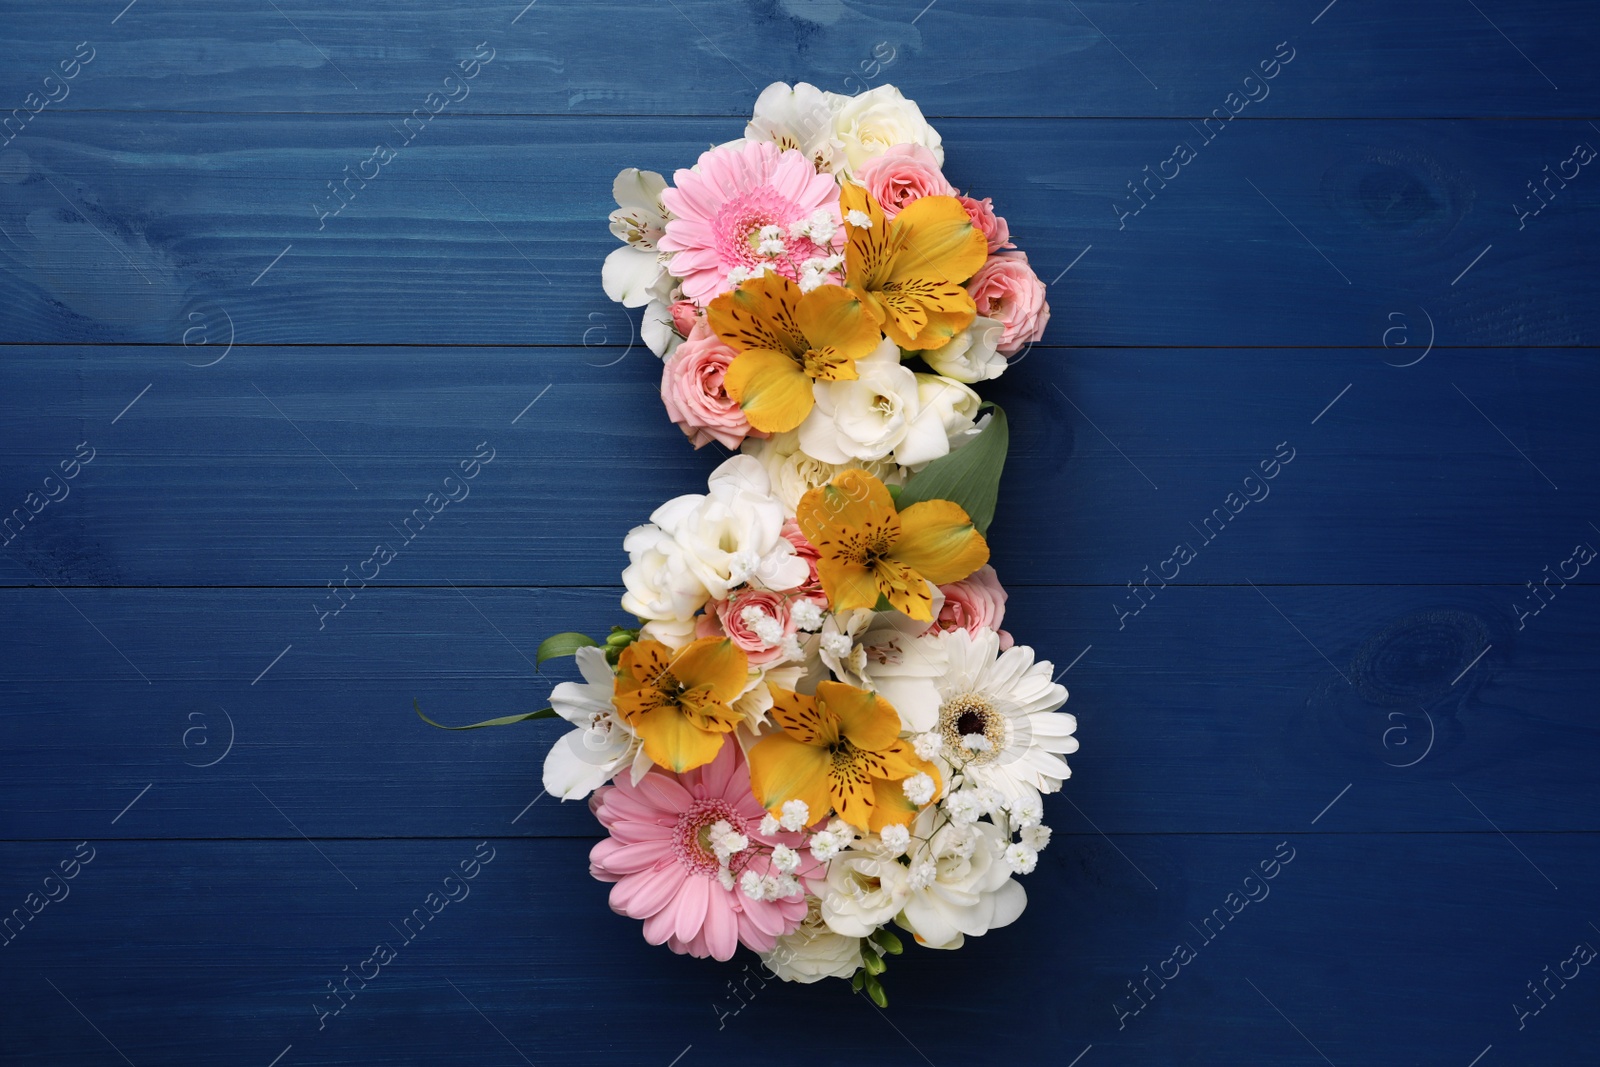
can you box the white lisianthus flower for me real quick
[745,82,846,175]
[820,849,911,937]
[620,525,709,625]
[829,84,944,175]
[871,628,1078,806]
[761,899,864,983]
[741,430,905,513]
[895,809,1026,950]
[799,339,959,468]
[912,373,982,464]
[649,455,809,600]
[914,317,1008,383]
[541,646,648,799]
[602,169,671,308]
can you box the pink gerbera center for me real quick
[672,798,747,876]
[714,189,831,273]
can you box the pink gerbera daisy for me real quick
[588,740,816,961]
[658,141,845,306]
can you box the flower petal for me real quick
[815,556,882,612]
[816,680,901,751]
[874,558,935,621]
[796,284,882,362]
[768,686,837,746]
[723,348,815,433]
[669,637,750,703]
[887,195,988,288]
[708,272,807,356]
[631,704,727,773]
[748,732,834,815]
[891,499,990,585]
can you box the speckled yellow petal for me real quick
[723,347,815,433]
[890,498,989,585]
[749,732,834,816]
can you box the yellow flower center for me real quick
[940,693,1005,764]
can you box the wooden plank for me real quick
[0,833,1591,1063]
[4,1,1594,117]
[2,117,1597,346]
[2,346,1595,587]
[0,584,1593,838]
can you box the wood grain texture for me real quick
[4,0,1595,117]
[0,835,1592,1066]
[2,1,1597,1063]
[0,585,1593,838]
[2,346,1595,587]
[1,117,1597,346]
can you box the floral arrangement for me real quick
[423,84,1073,1003]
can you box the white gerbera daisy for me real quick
[871,628,1077,807]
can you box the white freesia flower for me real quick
[745,82,845,175]
[602,168,671,308]
[797,339,971,467]
[741,430,905,513]
[761,899,863,983]
[872,628,1078,806]
[829,84,943,175]
[649,455,809,600]
[915,317,1008,383]
[895,808,1026,950]
[620,524,709,624]
[541,646,649,799]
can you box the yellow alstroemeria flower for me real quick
[841,183,988,352]
[797,468,988,622]
[708,271,881,434]
[748,681,940,832]
[612,637,749,773]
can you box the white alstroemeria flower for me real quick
[740,430,905,513]
[872,628,1077,806]
[895,808,1026,950]
[915,317,1008,383]
[649,455,808,600]
[639,274,684,360]
[602,168,671,308]
[745,82,846,175]
[620,525,709,625]
[760,898,864,983]
[541,646,650,799]
[797,339,966,468]
[818,595,943,695]
[828,84,944,175]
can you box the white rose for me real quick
[828,85,943,175]
[650,455,808,600]
[746,82,846,175]
[620,524,708,623]
[896,811,1026,950]
[793,339,930,467]
[742,431,904,513]
[821,850,911,937]
[911,373,982,465]
[915,317,1008,383]
[760,900,864,983]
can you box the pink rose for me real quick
[957,195,1014,254]
[699,588,796,666]
[660,322,764,450]
[966,251,1050,356]
[856,144,955,220]
[780,520,821,590]
[928,564,1012,649]
[669,299,699,338]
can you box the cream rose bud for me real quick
[759,904,864,983]
[620,524,709,623]
[915,316,1008,383]
[649,455,809,599]
[829,84,944,175]
[742,431,904,513]
[910,374,982,465]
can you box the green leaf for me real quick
[535,631,599,668]
[895,401,1009,535]
[414,699,558,731]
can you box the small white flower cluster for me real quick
[740,605,785,649]
[790,599,824,632]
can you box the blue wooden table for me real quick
[3,2,1597,1064]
